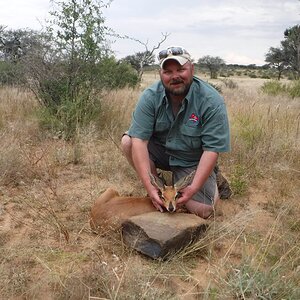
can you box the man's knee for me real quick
[121,134,132,155]
[185,200,216,219]
[200,206,214,219]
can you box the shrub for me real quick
[260,74,271,79]
[37,75,69,108]
[261,80,300,98]
[288,80,300,98]
[37,94,101,140]
[249,73,257,78]
[18,0,141,141]
[221,78,238,89]
[225,261,300,299]
[0,61,25,85]
[230,164,248,196]
[34,56,139,139]
[94,57,139,89]
[261,80,286,96]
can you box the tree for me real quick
[122,50,155,73]
[197,55,225,79]
[0,28,42,62]
[22,0,138,139]
[282,25,300,78]
[265,24,300,79]
[265,47,288,80]
[125,33,170,81]
[44,0,112,102]
[0,36,21,62]
[0,28,44,85]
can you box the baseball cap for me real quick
[158,46,191,68]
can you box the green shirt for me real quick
[128,76,230,167]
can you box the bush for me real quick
[0,61,25,85]
[261,80,286,96]
[249,73,257,78]
[95,57,139,89]
[261,80,300,98]
[260,74,271,79]
[38,75,69,108]
[221,78,238,89]
[288,80,300,98]
[33,56,138,140]
[39,100,101,140]
[225,261,300,299]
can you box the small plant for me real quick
[225,262,300,299]
[261,80,300,98]
[249,73,257,78]
[288,79,300,98]
[261,80,286,96]
[221,78,238,89]
[260,74,271,79]
[38,95,102,140]
[230,165,248,196]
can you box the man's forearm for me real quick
[131,138,164,209]
[131,138,153,191]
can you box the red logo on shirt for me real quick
[189,113,199,124]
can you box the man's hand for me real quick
[147,185,164,212]
[176,185,196,206]
[176,151,219,206]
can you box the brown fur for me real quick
[90,188,157,231]
[90,172,195,231]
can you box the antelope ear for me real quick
[149,171,165,190]
[174,170,196,190]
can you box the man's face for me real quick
[159,60,194,97]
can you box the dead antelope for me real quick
[90,171,195,231]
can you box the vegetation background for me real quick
[0,0,299,298]
[0,71,299,299]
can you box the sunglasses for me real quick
[158,47,189,60]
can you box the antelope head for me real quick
[149,171,196,212]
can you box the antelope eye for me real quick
[158,191,165,200]
[175,192,182,199]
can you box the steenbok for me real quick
[90,171,195,231]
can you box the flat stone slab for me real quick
[122,212,208,259]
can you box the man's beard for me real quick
[163,79,192,96]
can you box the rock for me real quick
[122,212,208,259]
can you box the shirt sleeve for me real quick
[128,90,156,140]
[201,103,230,152]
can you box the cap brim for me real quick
[160,56,189,68]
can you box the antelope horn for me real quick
[174,170,196,190]
[148,171,166,190]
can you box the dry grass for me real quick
[0,73,299,299]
